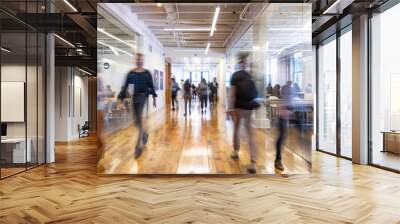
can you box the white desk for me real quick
[1,138,31,163]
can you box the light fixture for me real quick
[110,47,120,56]
[97,41,133,56]
[54,34,75,48]
[1,47,11,53]
[97,28,136,49]
[78,67,93,76]
[322,0,345,14]
[205,42,210,55]
[210,6,220,37]
[63,0,78,12]
[164,28,211,32]
[157,3,163,7]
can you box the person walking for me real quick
[198,78,208,114]
[212,77,219,103]
[227,53,260,174]
[118,53,157,159]
[171,78,180,111]
[183,79,192,116]
[191,84,197,101]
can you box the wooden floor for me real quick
[98,102,311,174]
[0,136,400,223]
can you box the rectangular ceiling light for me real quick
[110,47,120,56]
[1,47,11,53]
[63,0,78,12]
[322,0,353,14]
[97,28,136,49]
[205,43,210,55]
[210,6,220,37]
[54,34,75,48]
[97,41,133,57]
[164,28,211,32]
[78,67,93,76]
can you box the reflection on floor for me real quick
[1,135,400,223]
[373,150,400,171]
[98,102,311,174]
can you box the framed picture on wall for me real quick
[160,71,163,90]
[154,69,159,90]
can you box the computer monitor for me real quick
[1,123,7,137]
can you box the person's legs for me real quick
[184,96,188,116]
[232,109,241,159]
[171,93,176,110]
[243,110,257,173]
[133,97,146,158]
[275,118,287,170]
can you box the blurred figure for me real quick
[171,78,180,111]
[212,77,219,103]
[191,83,197,101]
[198,78,208,113]
[208,81,215,106]
[266,83,273,97]
[183,79,192,116]
[293,82,301,95]
[227,53,260,174]
[118,53,157,159]
[274,80,297,171]
[273,84,281,98]
[104,85,115,116]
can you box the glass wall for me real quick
[0,1,46,179]
[371,3,400,171]
[317,36,337,154]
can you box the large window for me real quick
[339,28,352,158]
[317,36,337,154]
[370,3,400,171]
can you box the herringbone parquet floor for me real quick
[1,136,400,223]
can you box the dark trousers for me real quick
[133,94,147,148]
[200,95,208,109]
[275,118,288,161]
[171,93,178,109]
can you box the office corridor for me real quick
[97,102,311,174]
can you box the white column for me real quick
[46,33,55,163]
[352,14,369,164]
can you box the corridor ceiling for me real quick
[128,3,262,49]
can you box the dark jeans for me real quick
[133,94,147,148]
[200,94,208,109]
[275,118,288,161]
[171,92,178,109]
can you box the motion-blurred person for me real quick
[118,53,157,159]
[274,80,297,171]
[183,79,192,116]
[208,81,215,105]
[212,77,219,103]
[198,78,208,113]
[266,83,273,97]
[273,84,281,98]
[227,53,260,174]
[191,84,197,101]
[171,78,180,111]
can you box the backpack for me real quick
[235,74,260,110]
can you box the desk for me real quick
[1,138,31,164]
[382,131,400,154]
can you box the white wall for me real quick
[55,67,89,141]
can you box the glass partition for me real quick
[317,36,337,154]
[0,1,46,179]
